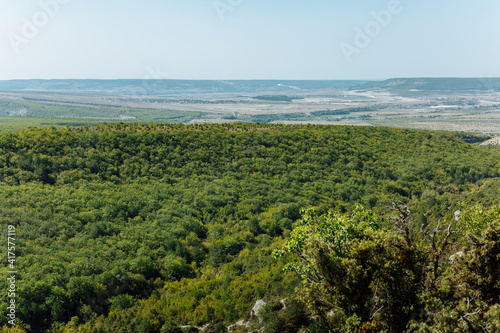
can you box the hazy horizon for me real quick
[0,77,499,82]
[2,0,500,81]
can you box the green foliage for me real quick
[0,123,498,332]
[261,299,309,333]
[457,203,500,236]
[275,205,425,332]
[273,204,380,275]
[110,295,136,311]
[160,322,183,333]
[0,325,30,333]
[0,100,195,123]
[278,203,500,332]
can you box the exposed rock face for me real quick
[251,299,267,318]
[227,319,251,332]
[449,251,464,265]
[280,298,287,310]
[227,299,269,332]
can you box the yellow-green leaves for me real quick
[457,203,500,237]
[273,204,380,276]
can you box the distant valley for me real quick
[1,78,500,136]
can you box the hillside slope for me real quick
[0,124,499,332]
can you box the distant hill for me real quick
[358,77,500,91]
[0,79,368,96]
[2,78,499,97]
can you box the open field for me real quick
[1,79,500,136]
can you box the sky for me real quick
[0,0,499,80]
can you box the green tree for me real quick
[276,203,500,332]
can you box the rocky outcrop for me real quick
[227,299,268,332]
[250,299,267,319]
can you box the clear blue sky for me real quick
[1,0,499,80]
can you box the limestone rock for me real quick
[251,299,267,318]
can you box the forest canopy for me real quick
[0,123,499,332]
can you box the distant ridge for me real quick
[358,78,500,91]
[0,79,368,96]
[2,78,499,95]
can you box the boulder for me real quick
[251,299,267,318]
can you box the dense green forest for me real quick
[0,123,499,332]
